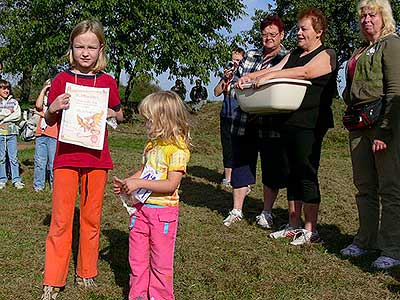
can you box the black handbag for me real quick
[342,99,383,131]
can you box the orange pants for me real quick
[43,168,107,287]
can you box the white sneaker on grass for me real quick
[0,182,5,190]
[41,286,60,300]
[340,244,367,257]
[75,275,97,287]
[14,181,24,190]
[223,209,243,227]
[256,210,273,229]
[269,224,298,239]
[372,256,400,270]
[221,178,232,189]
[290,229,321,246]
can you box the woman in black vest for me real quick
[236,7,337,245]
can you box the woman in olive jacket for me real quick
[340,0,400,269]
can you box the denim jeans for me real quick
[0,135,22,183]
[34,135,57,190]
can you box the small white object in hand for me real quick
[120,193,137,216]
[106,117,118,129]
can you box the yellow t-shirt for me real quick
[143,139,190,207]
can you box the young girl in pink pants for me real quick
[114,91,190,300]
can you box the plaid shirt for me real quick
[230,46,288,137]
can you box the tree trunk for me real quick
[20,65,33,103]
[124,73,135,104]
[115,64,121,88]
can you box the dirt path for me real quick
[18,141,35,150]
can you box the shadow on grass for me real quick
[387,277,400,295]
[317,223,400,282]
[187,165,222,184]
[19,158,34,176]
[181,172,400,281]
[318,223,354,256]
[180,175,291,225]
[100,229,130,299]
[21,158,34,166]
[388,279,400,292]
[343,253,400,282]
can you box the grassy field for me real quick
[1,101,400,300]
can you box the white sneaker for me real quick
[75,275,97,287]
[41,286,60,300]
[0,182,5,190]
[290,229,321,246]
[14,181,24,190]
[221,178,232,189]
[269,224,298,239]
[256,210,273,229]
[223,209,243,227]
[372,256,400,270]
[340,244,367,257]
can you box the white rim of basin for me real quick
[239,78,312,89]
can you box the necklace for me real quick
[73,72,97,87]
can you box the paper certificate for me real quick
[59,83,109,150]
[133,164,162,203]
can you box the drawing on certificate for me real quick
[59,83,109,150]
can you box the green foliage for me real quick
[127,79,161,103]
[118,78,162,120]
[244,0,399,65]
[0,0,245,102]
[11,85,22,99]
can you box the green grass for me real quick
[1,101,400,300]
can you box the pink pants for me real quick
[128,203,179,300]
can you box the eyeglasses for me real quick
[262,32,280,39]
[0,86,10,90]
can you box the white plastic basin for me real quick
[235,78,312,114]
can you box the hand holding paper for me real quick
[48,93,71,114]
[123,177,142,195]
[112,176,124,195]
[113,176,137,216]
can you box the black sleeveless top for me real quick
[282,45,336,129]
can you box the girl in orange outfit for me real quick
[40,20,123,300]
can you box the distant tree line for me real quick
[245,0,400,66]
[3,0,397,104]
[0,0,244,103]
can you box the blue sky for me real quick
[155,0,273,101]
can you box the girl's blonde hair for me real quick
[138,91,191,148]
[67,20,107,73]
[358,0,396,37]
